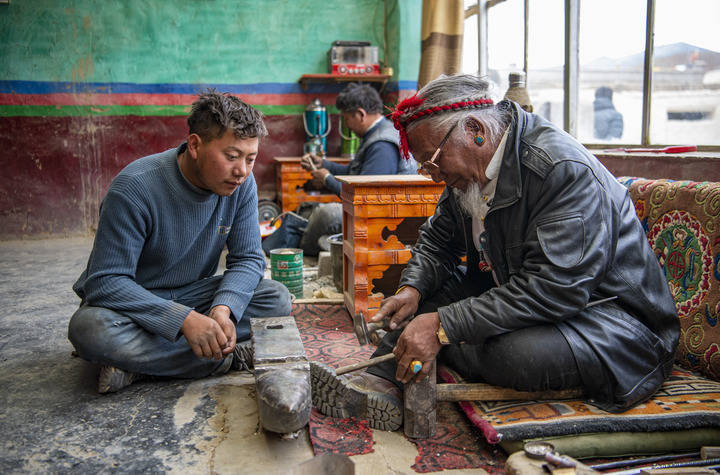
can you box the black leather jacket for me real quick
[399,102,679,412]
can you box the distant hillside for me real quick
[585,42,720,71]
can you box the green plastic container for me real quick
[270,248,303,298]
[340,118,360,158]
[285,284,305,299]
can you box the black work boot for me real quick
[310,361,402,431]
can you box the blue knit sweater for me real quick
[73,144,265,342]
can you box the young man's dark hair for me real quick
[188,89,268,141]
[335,83,384,114]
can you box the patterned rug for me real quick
[293,303,506,473]
[295,303,375,457]
[439,365,720,443]
[307,409,375,457]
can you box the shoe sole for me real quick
[310,361,402,431]
[98,366,137,394]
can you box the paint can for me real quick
[270,248,304,298]
[327,233,343,292]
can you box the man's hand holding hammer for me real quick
[301,153,331,183]
[371,286,443,384]
[300,153,322,171]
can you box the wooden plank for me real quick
[404,360,437,439]
[293,298,344,305]
[437,383,584,402]
[336,174,439,185]
[273,156,348,163]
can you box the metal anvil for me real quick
[251,316,311,434]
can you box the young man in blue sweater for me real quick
[69,91,291,393]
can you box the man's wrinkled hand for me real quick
[208,305,236,356]
[372,286,421,331]
[392,312,442,384]
[181,310,228,361]
[300,153,322,171]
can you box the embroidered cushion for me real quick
[618,177,720,381]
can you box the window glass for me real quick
[526,0,564,129]
[487,0,524,93]
[462,0,529,97]
[651,0,720,145]
[577,0,646,144]
[462,0,479,75]
[462,0,564,126]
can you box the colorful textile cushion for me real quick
[618,177,720,380]
[439,364,720,453]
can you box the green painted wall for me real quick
[1,0,421,85]
[391,1,422,83]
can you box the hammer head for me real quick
[352,312,371,345]
[352,312,384,346]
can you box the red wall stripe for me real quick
[0,92,343,107]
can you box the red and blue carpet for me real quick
[293,302,506,473]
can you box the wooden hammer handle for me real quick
[336,353,395,376]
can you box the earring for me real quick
[474,134,485,146]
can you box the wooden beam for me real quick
[437,383,584,402]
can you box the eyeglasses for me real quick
[419,120,460,175]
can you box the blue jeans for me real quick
[68,277,292,378]
[299,203,342,256]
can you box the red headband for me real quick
[390,95,494,160]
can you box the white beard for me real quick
[453,182,485,218]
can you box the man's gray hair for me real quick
[406,74,511,148]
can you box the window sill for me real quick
[588,149,720,182]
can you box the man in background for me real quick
[297,83,416,256]
[593,86,623,141]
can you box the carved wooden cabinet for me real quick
[336,175,445,321]
[273,156,350,212]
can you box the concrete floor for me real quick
[0,237,487,474]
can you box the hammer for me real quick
[354,296,619,346]
[301,153,318,171]
[322,353,422,376]
[352,311,389,345]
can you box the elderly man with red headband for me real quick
[312,74,679,431]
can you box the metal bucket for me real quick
[270,248,303,298]
[327,234,343,292]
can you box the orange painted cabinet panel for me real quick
[272,157,349,212]
[337,175,445,321]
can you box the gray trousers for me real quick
[367,269,584,392]
[68,277,292,378]
[299,203,342,256]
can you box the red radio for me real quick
[327,41,380,76]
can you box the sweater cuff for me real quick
[155,301,193,342]
[212,290,248,323]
